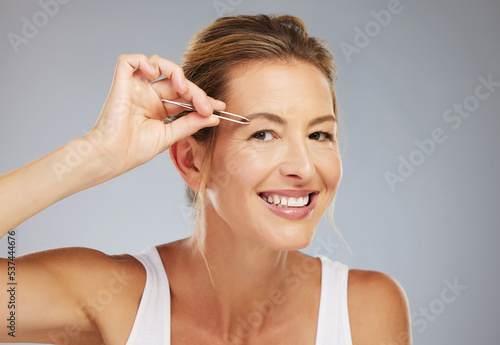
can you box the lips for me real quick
[257,190,319,220]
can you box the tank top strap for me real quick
[126,246,171,345]
[125,248,351,345]
[315,255,353,345]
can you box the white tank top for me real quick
[125,246,352,345]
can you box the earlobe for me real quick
[169,137,203,191]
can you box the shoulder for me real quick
[9,247,147,343]
[18,246,146,284]
[18,246,147,315]
[347,269,412,345]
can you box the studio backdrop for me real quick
[1,0,499,344]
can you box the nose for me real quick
[278,139,316,181]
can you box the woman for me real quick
[0,14,411,345]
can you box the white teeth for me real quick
[261,193,311,207]
[273,195,280,205]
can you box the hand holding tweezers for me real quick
[161,99,250,125]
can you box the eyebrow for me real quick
[244,112,336,126]
[245,112,287,125]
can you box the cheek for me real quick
[208,145,265,195]
[318,151,342,190]
[210,137,288,187]
[232,148,277,188]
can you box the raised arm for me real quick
[0,54,224,343]
[0,54,223,238]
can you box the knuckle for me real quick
[136,53,148,63]
[178,67,187,78]
[170,68,182,80]
[117,53,147,64]
[149,54,160,61]
[117,54,128,62]
[196,89,208,100]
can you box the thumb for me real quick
[163,112,220,149]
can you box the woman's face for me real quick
[204,61,342,250]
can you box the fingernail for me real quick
[214,99,226,108]
[208,115,220,126]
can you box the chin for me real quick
[265,226,317,251]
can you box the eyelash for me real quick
[251,130,275,141]
[250,130,336,141]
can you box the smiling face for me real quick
[202,60,342,250]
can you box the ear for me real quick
[169,136,205,192]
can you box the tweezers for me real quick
[161,99,250,124]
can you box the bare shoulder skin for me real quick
[348,269,412,345]
[0,52,412,344]
[0,53,224,344]
[0,247,146,345]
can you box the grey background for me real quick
[1,0,499,344]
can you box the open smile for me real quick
[257,190,319,220]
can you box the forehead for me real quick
[223,60,334,118]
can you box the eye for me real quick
[251,130,275,141]
[309,132,334,141]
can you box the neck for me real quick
[190,226,289,306]
[180,213,306,340]
[168,201,322,342]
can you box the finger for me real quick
[148,55,227,117]
[148,55,188,94]
[152,78,226,111]
[164,113,220,149]
[182,80,218,117]
[114,54,156,82]
[180,81,228,116]
[208,96,226,110]
[150,80,201,117]
[151,78,178,101]
[148,55,217,116]
[152,77,226,118]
